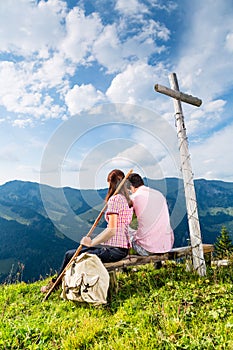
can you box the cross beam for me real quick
[154,83,202,107]
[155,72,206,277]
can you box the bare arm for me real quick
[80,214,118,247]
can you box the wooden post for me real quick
[154,73,206,276]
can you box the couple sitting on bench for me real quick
[41,169,174,293]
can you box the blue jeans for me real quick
[131,239,150,256]
[56,245,128,277]
[129,228,151,256]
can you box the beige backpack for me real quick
[61,252,109,306]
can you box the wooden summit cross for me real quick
[154,73,206,276]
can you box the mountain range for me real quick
[0,178,233,283]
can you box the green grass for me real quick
[0,261,233,350]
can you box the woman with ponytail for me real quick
[41,169,133,293]
[81,169,133,258]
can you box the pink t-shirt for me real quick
[131,186,174,253]
[102,194,133,249]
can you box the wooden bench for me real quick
[104,244,214,293]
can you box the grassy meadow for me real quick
[0,260,233,350]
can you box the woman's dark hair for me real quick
[105,169,133,207]
[128,173,144,188]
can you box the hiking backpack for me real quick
[61,252,110,306]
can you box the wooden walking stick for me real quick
[43,168,133,301]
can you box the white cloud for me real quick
[0,1,73,123]
[0,0,66,56]
[186,99,226,134]
[112,142,180,181]
[0,59,67,121]
[0,0,233,187]
[225,32,233,52]
[38,103,180,189]
[0,61,26,108]
[115,0,148,16]
[205,100,226,113]
[115,0,177,17]
[116,144,160,166]
[60,7,103,63]
[176,0,233,100]
[106,61,169,109]
[92,24,126,73]
[121,20,170,57]
[33,53,75,89]
[170,0,233,142]
[65,84,105,115]
[12,118,34,128]
[0,0,172,122]
[191,123,233,181]
[93,19,170,73]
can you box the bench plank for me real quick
[104,253,169,271]
[104,244,214,271]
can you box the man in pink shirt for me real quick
[128,173,174,255]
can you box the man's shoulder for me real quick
[137,185,160,194]
[131,185,149,199]
[137,185,165,199]
[131,185,164,198]
[148,186,165,197]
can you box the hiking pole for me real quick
[43,168,133,301]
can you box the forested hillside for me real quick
[0,178,232,283]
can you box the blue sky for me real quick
[0,0,233,189]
